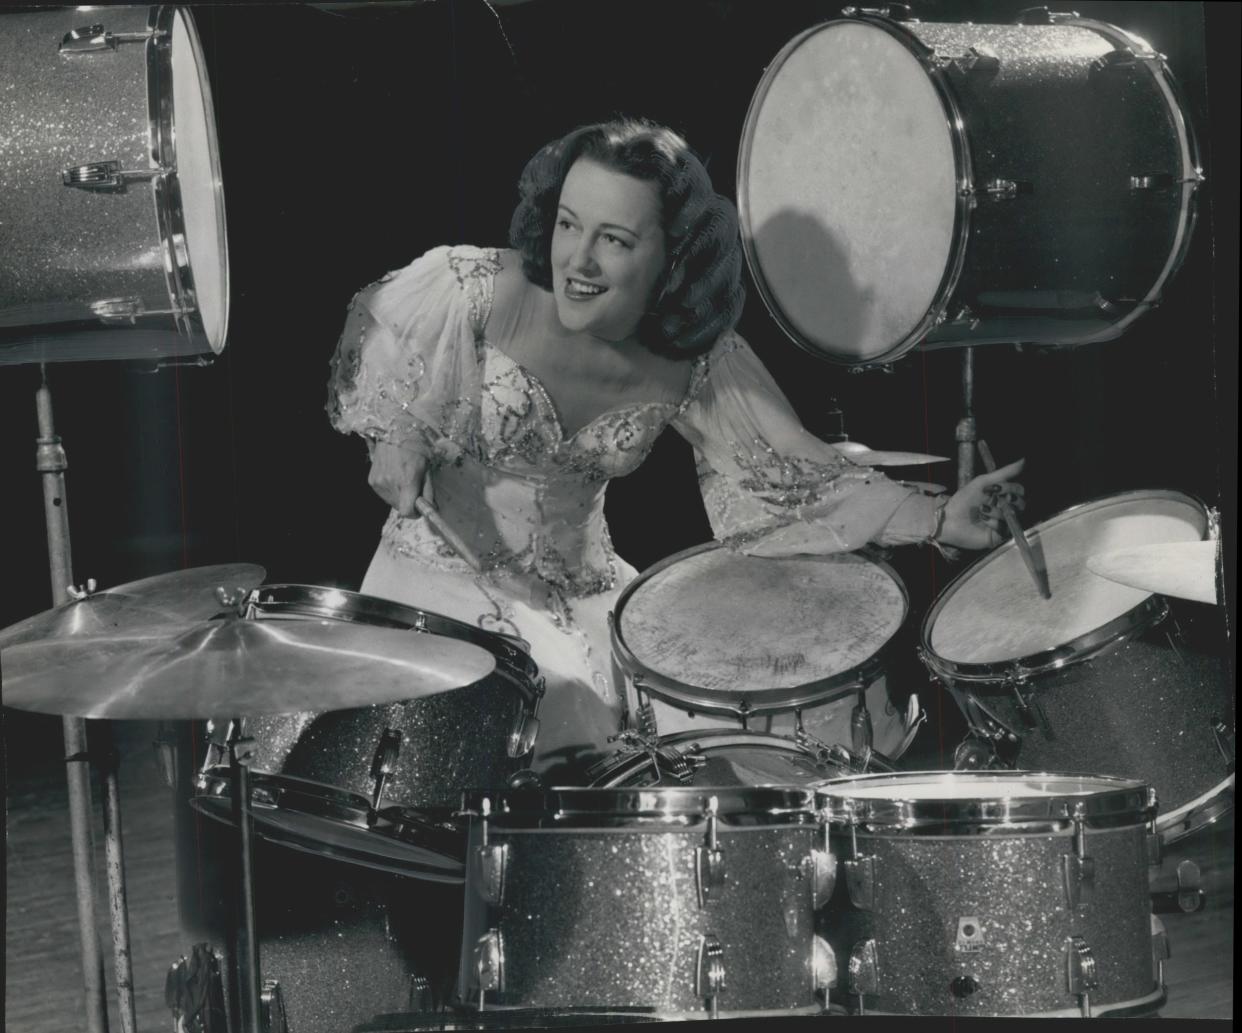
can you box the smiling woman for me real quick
[324,117,1026,780]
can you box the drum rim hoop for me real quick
[815,768,1157,830]
[612,541,908,713]
[247,581,542,694]
[919,488,1209,681]
[460,785,818,826]
[587,728,833,788]
[735,14,973,367]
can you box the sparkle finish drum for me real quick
[457,787,834,1018]
[817,772,1167,1017]
[0,6,228,364]
[191,584,542,875]
[738,13,1200,365]
[611,544,919,760]
[919,491,1233,843]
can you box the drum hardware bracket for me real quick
[1008,680,1055,740]
[695,796,726,907]
[368,727,403,814]
[847,939,880,1013]
[925,45,1000,80]
[812,935,838,993]
[506,709,540,759]
[1210,718,1234,771]
[474,842,509,907]
[842,5,914,21]
[846,362,896,375]
[964,178,1034,202]
[955,917,987,953]
[89,297,145,325]
[259,978,288,1033]
[152,726,179,791]
[1151,914,1170,988]
[1015,8,1081,26]
[1065,934,1100,1017]
[694,934,726,1019]
[1089,47,1163,79]
[164,943,228,1033]
[1063,805,1096,909]
[408,975,435,1014]
[809,844,838,910]
[844,854,876,911]
[59,24,154,55]
[1150,859,1205,914]
[472,929,506,1008]
[62,161,168,192]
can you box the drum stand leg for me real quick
[227,720,264,1033]
[956,347,977,489]
[36,370,111,1033]
[98,725,139,1033]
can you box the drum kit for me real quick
[0,3,1231,1032]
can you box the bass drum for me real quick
[920,490,1233,843]
[738,11,1200,366]
[0,5,228,364]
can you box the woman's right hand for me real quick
[367,440,428,518]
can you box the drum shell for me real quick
[819,819,1159,1015]
[945,599,1234,842]
[0,6,227,363]
[915,20,1198,349]
[240,674,533,810]
[457,792,824,1016]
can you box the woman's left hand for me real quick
[936,459,1026,550]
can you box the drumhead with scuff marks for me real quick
[926,491,1206,668]
[616,546,906,695]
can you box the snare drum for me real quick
[818,771,1166,1017]
[611,544,919,760]
[0,6,228,363]
[919,491,1234,842]
[457,787,834,1017]
[588,729,843,788]
[192,584,542,875]
[738,12,1200,365]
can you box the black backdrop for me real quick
[1,1,1236,764]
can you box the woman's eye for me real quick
[556,217,576,231]
[603,233,632,249]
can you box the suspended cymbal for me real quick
[0,563,266,651]
[834,440,949,467]
[1086,540,1221,605]
[1,616,496,719]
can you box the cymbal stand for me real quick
[225,718,264,1033]
[35,368,110,1033]
[955,347,977,488]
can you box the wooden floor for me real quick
[3,714,1233,1031]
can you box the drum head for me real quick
[170,8,229,352]
[925,491,1206,671]
[614,545,906,710]
[739,19,959,364]
[817,769,1155,829]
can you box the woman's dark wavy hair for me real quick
[508,118,745,359]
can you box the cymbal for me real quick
[0,563,266,651]
[834,440,949,467]
[1,616,497,719]
[1086,540,1221,605]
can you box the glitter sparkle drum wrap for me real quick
[192,585,540,873]
[457,788,826,1017]
[737,15,1198,365]
[0,6,228,363]
[921,492,1234,841]
[817,773,1162,1017]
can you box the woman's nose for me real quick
[570,236,599,274]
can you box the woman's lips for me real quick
[564,276,607,300]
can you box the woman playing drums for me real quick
[326,118,1024,778]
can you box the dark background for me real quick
[1,0,1236,766]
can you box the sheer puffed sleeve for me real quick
[327,245,500,455]
[672,332,943,556]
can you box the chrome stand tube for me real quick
[228,722,263,1033]
[955,347,977,488]
[36,370,110,1033]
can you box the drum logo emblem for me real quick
[955,917,987,953]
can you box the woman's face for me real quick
[550,158,666,343]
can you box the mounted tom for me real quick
[737,9,1201,366]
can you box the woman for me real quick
[327,118,1023,778]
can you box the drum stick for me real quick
[976,440,1051,600]
[414,496,483,573]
